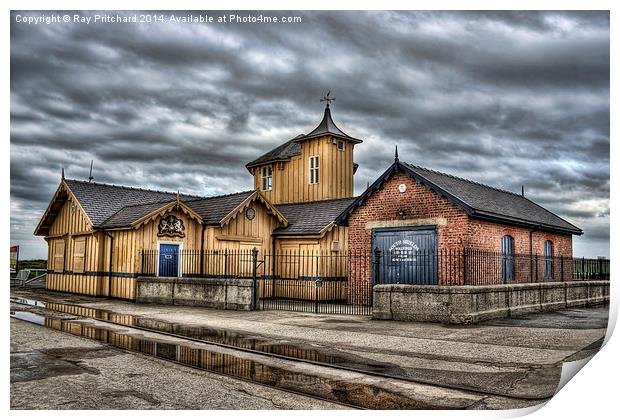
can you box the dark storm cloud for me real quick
[10,10,609,258]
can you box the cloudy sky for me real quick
[10,10,609,259]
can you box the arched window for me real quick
[501,235,514,282]
[544,240,554,279]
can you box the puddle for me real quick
[11,311,46,325]
[10,312,430,409]
[11,297,402,374]
[10,297,552,403]
[11,297,46,308]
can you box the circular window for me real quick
[398,183,407,193]
[246,207,256,220]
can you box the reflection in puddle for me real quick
[10,311,423,409]
[10,311,45,325]
[12,298,397,373]
[11,297,46,308]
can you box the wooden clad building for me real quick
[34,103,361,299]
[34,100,583,300]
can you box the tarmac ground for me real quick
[10,288,608,410]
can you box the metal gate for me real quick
[372,226,438,285]
[256,250,373,315]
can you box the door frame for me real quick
[156,240,183,277]
[370,225,438,284]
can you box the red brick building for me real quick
[336,154,582,286]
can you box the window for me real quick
[501,235,514,282]
[261,165,272,191]
[544,240,554,279]
[337,140,345,151]
[72,237,86,273]
[53,239,65,272]
[309,155,320,184]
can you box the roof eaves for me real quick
[471,210,583,235]
[295,132,363,144]
[335,162,400,226]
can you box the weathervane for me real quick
[320,91,336,108]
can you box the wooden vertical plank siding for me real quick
[253,135,356,205]
[45,193,104,296]
[36,107,363,301]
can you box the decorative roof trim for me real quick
[334,161,400,226]
[295,132,363,144]
[218,190,288,227]
[34,179,94,236]
[131,200,203,229]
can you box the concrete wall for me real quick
[136,277,255,310]
[373,281,609,324]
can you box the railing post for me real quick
[373,247,382,284]
[200,249,204,277]
[315,280,321,313]
[251,247,259,310]
[224,250,229,278]
[535,254,539,283]
[582,257,585,280]
[560,256,564,282]
[463,249,467,285]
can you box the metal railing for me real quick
[139,248,610,285]
[140,249,256,278]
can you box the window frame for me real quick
[544,240,554,279]
[337,140,345,151]
[72,236,87,274]
[52,238,66,273]
[501,235,514,282]
[261,165,273,191]
[309,155,320,184]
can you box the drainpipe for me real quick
[271,235,277,298]
[529,225,540,282]
[200,223,206,277]
[104,230,113,297]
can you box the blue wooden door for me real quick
[372,228,438,285]
[159,244,179,277]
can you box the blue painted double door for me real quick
[372,227,438,285]
[159,243,179,277]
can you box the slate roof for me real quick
[246,107,362,169]
[274,197,357,235]
[184,191,254,225]
[62,179,254,229]
[100,201,177,229]
[245,137,302,169]
[65,179,201,227]
[302,106,362,143]
[336,161,582,235]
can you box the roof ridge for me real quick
[184,190,254,203]
[65,178,205,199]
[275,196,358,207]
[402,163,524,197]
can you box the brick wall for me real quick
[346,168,574,288]
[468,219,573,282]
[348,170,469,289]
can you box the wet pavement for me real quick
[484,306,609,330]
[10,289,609,409]
[10,318,349,410]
